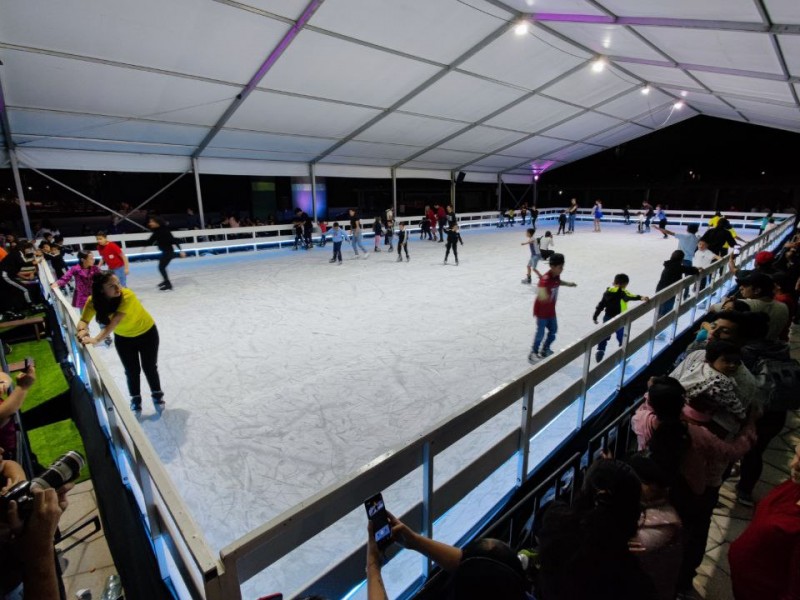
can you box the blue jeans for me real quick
[597,315,624,355]
[533,317,558,353]
[567,213,576,232]
[113,267,127,288]
[351,231,368,255]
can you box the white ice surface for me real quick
[89,219,701,598]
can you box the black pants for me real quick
[0,272,32,311]
[115,325,161,398]
[557,222,566,235]
[158,250,175,284]
[397,242,409,259]
[671,478,720,590]
[332,241,343,262]
[438,220,446,240]
[738,409,787,494]
[445,241,459,261]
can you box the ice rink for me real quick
[88,217,708,596]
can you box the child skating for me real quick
[529,253,577,362]
[592,274,649,362]
[521,228,542,284]
[443,225,463,265]
[396,222,410,262]
[539,231,554,260]
[373,216,383,251]
[328,222,346,264]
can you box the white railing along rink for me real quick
[42,210,793,599]
[58,208,770,262]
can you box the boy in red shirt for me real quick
[96,231,130,287]
[529,253,577,362]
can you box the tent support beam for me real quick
[310,163,317,221]
[191,0,324,159]
[391,167,397,221]
[129,171,189,216]
[497,175,502,212]
[14,158,149,231]
[192,158,206,229]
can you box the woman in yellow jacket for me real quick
[77,272,163,412]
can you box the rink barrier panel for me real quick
[41,269,226,600]
[41,211,792,599]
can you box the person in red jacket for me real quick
[728,443,800,600]
[96,231,130,287]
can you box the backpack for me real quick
[755,357,800,411]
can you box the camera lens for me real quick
[32,451,85,491]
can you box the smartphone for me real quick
[364,493,393,551]
[24,357,34,370]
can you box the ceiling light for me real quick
[602,37,611,49]
[641,85,651,95]
[680,91,688,97]
[591,58,606,72]
[514,21,529,36]
[674,101,684,109]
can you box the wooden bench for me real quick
[0,317,46,341]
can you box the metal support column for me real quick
[421,441,434,577]
[497,174,502,212]
[391,167,397,220]
[9,150,31,238]
[192,158,206,229]
[310,163,317,222]
[450,171,456,211]
[533,176,539,207]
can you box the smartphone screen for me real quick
[364,493,392,550]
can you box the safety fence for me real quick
[40,211,792,599]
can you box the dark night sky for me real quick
[541,115,798,186]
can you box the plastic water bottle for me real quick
[100,574,123,600]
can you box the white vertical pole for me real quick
[310,163,317,221]
[9,150,32,238]
[192,158,206,229]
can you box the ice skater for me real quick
[77,272,165,412]
[655,250,700,316]
[373,216,383,251]
[557,211,567,235]
[655,205,668,238]
[592,200,603,232]
[443,225,463,265]
[529,253,577,362]
[96,231,130,287]
[328,222,346,264]
[567,198,578,233]
[348,208,370,258]
[539,231,554,260]
[146,217,185,290]
[396,222,410,262]
[51,250,101,311]
[592,274,649,362]
[384,217,394,251]
[521,228,542,285]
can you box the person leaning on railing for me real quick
[365,514,531,600]
[76,271,166,413]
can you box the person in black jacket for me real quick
[699,218,741,256]
[593,274,649,362]
[146,217,185,291]
[396,222,410,262]
[443,225,464,266]
[656,250,699,316]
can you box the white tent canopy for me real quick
[1,0,798,183]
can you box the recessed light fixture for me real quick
[674,101,684,109]
[514,21,529,36]
[680,91,688,97]
[591,57,606,72]
[641,85,651,95]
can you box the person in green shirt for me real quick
[76,272,164,412]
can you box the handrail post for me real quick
[616,318,631,391]
[517,381,534,485]
[576,342,591,428]
[421,441,434,578]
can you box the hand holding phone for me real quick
[364,493,393,551]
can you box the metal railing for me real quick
[39,210,793,599]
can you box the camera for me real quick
[1,451,85,518]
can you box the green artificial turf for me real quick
[6,340,88,483]
[10,340,69,412]
[27,419,90,484]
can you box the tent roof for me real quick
[1,0,798,183]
